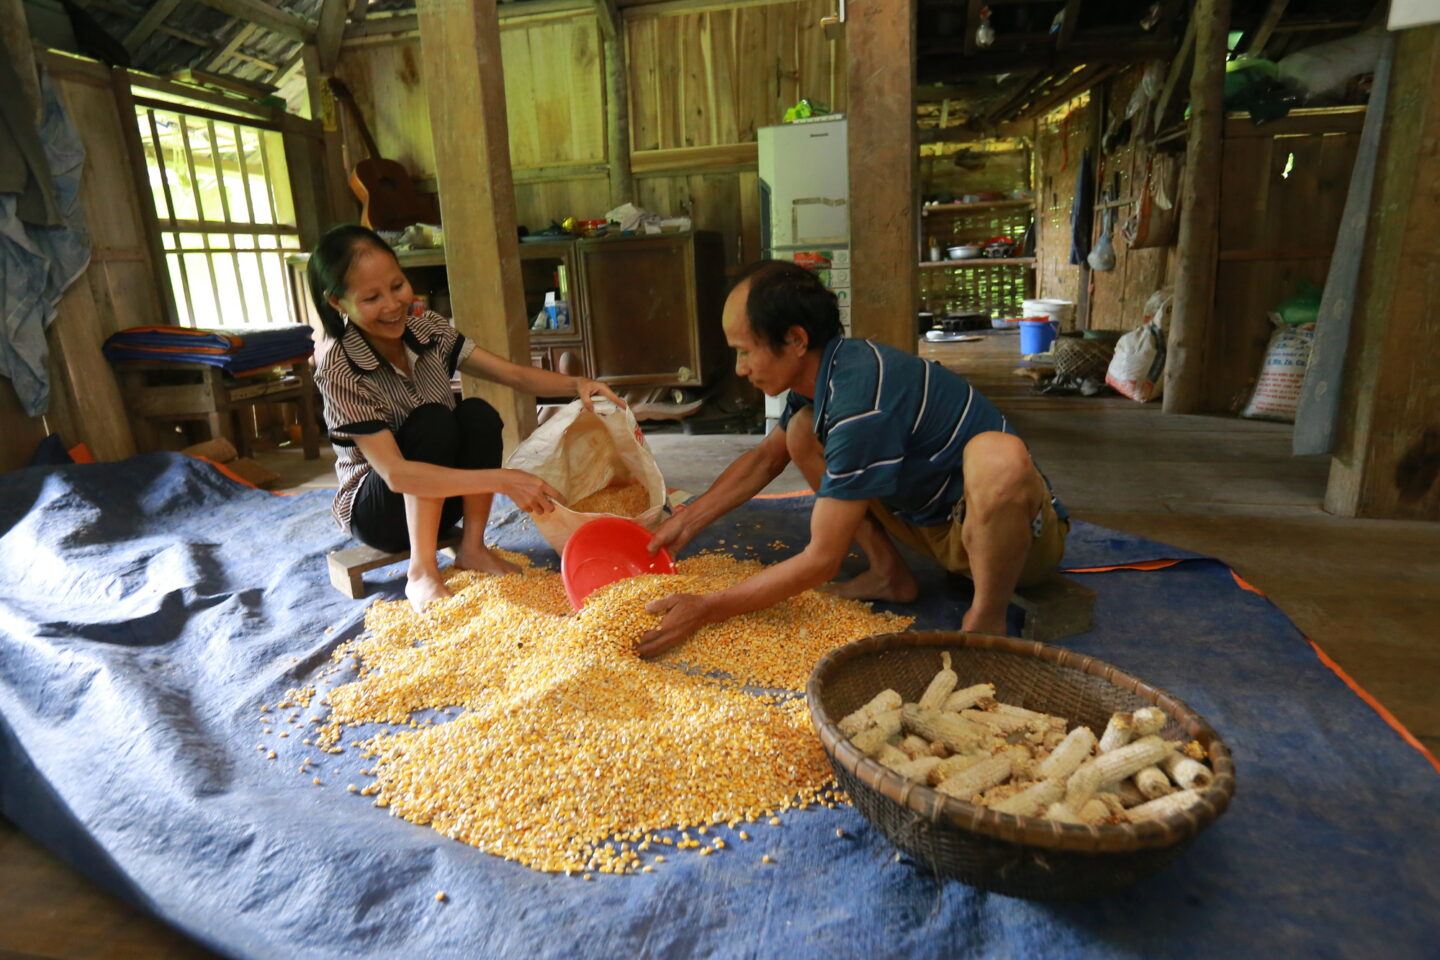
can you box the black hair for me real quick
[733,259,842,353]
[307,224,399,339]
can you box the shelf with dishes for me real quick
[918,257,1037,269]
[921,198,1035,215]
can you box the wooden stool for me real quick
[950,572,1097,642]
[116,359,320,459]
[327,537,460,599]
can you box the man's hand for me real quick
[636,593,713,658]
[646,509,695,557]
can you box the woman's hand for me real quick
[574,377,627,412]
[492,469,561,514]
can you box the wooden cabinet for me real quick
[576,231,728,387]
[292,232,727,390]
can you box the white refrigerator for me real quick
[757,115,850,429]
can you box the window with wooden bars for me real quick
[133,96,300,329]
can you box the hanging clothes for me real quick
[0,54,60,228]
[0,63,91,417]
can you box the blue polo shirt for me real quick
[780,337,1067,526]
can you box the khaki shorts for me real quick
[868,495,1070,588]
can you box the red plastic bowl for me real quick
[561,516,676,610]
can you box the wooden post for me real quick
[417,0,536,450]
[301,43,357,227]
[0,0,40,122]
[1162,0,1228,414]
[847,0,918,354]
[1325,25,1440,521]
[595,0,634,207]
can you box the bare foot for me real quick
[960,608,1008,635]
[455,543,522,577]
[819,566,919,603]
[406,570,452,613]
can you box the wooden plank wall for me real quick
[1086,69,1179,332]
[335,0,845,273]
[1207,124,1357,412]
[1033,93,1093,310]
[0,53,167,470]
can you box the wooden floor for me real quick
[4,332,1437,958]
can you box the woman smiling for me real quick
[307,224,623,612]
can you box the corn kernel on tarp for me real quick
[1,454,1437,960]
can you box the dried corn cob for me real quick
[1043,802,1082,824]
[1160,752,1214,790]
[1133,766,1175,799]
[992,703,1067,733]
[1034,725,1097,780]
[989,777,1065,817]
[1064,735,1171,808]
[850,708,903,755]
[936,753,1013,801]
[1097,712,1135,753]
[959,708,1032,735]
[887,755,942,782]
[1077,798,1114,824]
[941,683,995,713]
[1125,788,1203,822]
[877,743,911,768]
[901,704,987,753]
[918,652,959,710]
[926,751,984,786]
[1132,706,1167,737]
[1110,779,1148,808]
[899,734,932,760]
[838,689,903,737]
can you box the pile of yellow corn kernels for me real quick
[568,482,651,517]
[288,551,911,876]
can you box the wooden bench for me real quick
[950,572,1097,642]
[327,536,460,599]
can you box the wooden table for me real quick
[115,359,321,459]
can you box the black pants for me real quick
[350,399,504,553]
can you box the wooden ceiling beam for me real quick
[76,0,216,47]
[981,69,1050,125]
[1243,0,1288,57]
[316,0,346,71]
[190,0,317,44]
[921,38,1174,78]
[204,21,256,70]
[917,118,1033,143]
[1014,62,1120,120]
[123,0,182,50]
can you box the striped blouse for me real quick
[314,310,476,531]
[780,337,1067,526]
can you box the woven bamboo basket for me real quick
[806,631,1236,900]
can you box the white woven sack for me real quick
[504,400,667,553]
[1241,319,1315,422]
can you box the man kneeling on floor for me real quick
[638,259,1069,656]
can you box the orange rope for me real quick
[1307,638,1440,775]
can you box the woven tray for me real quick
[806,631,1237,900]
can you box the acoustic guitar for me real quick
[325,77,439,231]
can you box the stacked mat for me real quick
[102,324,314,376]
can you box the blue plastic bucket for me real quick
[1019,318,1058,354]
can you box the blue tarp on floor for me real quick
[1,454,1436,959]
